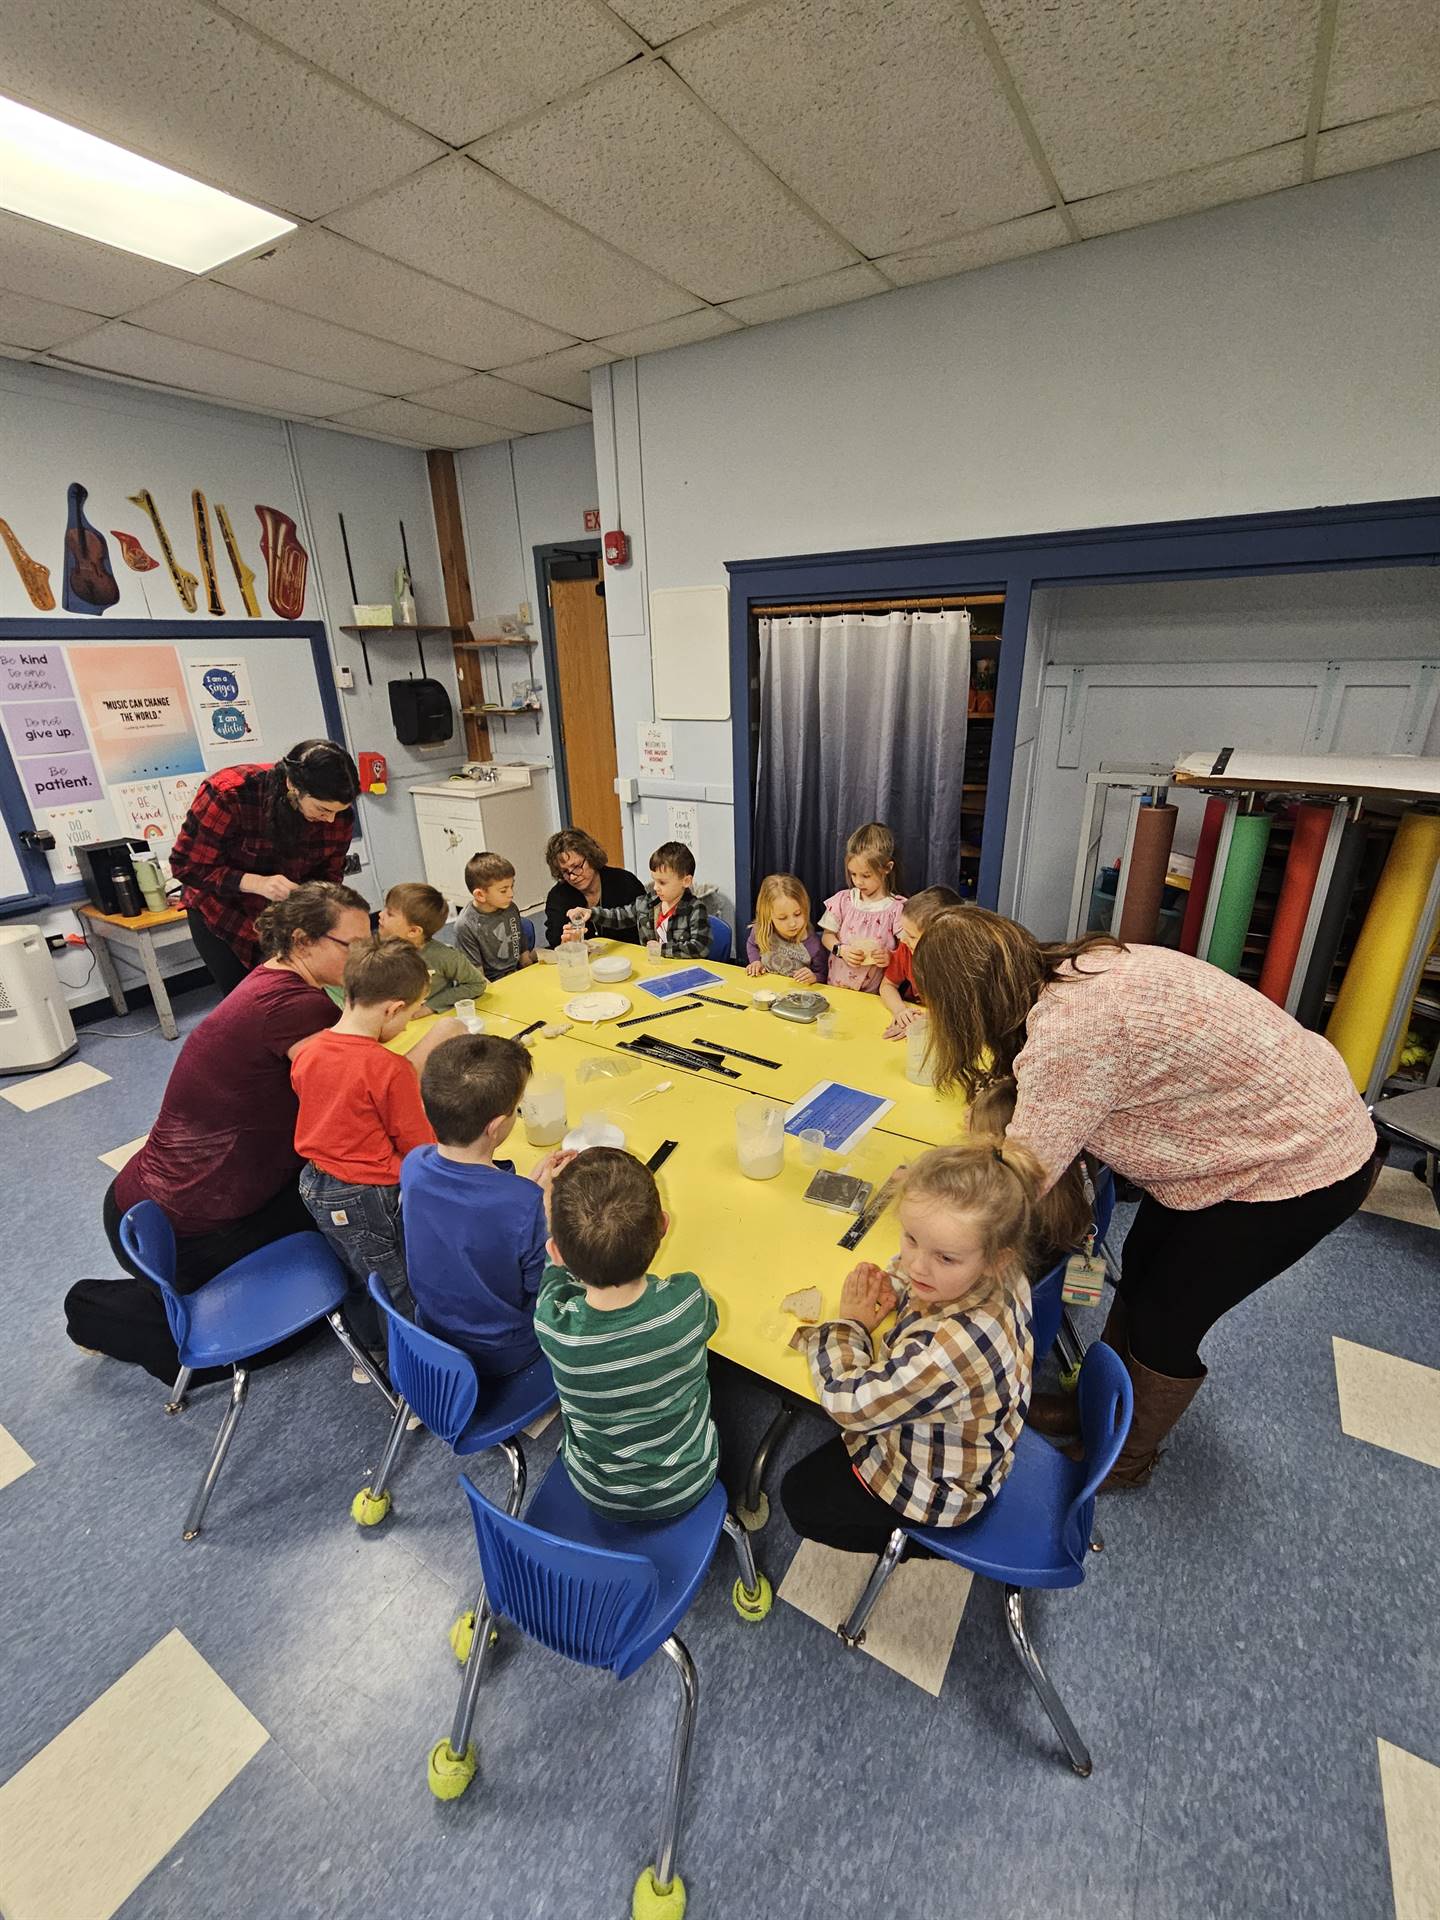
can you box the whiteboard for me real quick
[650,586,730,721]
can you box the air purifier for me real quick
[0,925,78,1074]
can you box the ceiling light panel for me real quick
[0,0,444,219]
[222,0,639,146]
[980,0,1316,202]
[51,320,381,416]
[477,63,853,303]
[669,0,1051,256]
[328,155,701,339]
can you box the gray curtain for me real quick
[754,610,972,911]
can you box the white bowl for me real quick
[752,988,777,1006]
[563,1118,626,1152]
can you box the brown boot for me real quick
[1026,1292,1130,1441]
[1099,1354,1205,1492]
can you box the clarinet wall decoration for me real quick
[215,502,260,616]
[192,489,225,616]
[62,483,120,615]
[129,489,199,611]
[254,504,308,619]
[0,517,56,609]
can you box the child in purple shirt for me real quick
[745,874,828,984]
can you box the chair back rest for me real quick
[1061,1341,1134,1566]
[1091,1164,1116,1245]
[520,916,537,952]
[119,1201,192,1354]
[708,917,733,963]
[367,1274,478,1443]
[459,1475,659,1674]
[1028,1257,1065,1360]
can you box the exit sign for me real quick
[583,508,601,532]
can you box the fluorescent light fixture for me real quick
[0,94,295,272]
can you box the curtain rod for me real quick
[753,593,1005,614]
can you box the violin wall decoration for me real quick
[62,483,120,615]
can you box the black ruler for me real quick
[620,1036,741,1079]
[688,1036,782,1071]
[616,1001,702,1029]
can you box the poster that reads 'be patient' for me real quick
[67,643,206,784]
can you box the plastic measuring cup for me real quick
[735,1099,785,1180]
[556,943,592,993]
[520,1073,567,1147]
[905,1012,936,1086]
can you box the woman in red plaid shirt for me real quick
[169,739,359,994]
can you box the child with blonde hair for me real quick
[781,1137,1038,1553]
[745,873,827,983]
[819,822,907,992]
[969,1077,1094,1274]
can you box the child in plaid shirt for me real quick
[562,840,710,958]
[781,1138,1039,1554]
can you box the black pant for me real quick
[781,1435,914,1556]
[1118,1155,1377,1379]
[186,908,251,997]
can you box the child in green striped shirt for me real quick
[537,1148,720,1522]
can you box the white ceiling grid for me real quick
[0,0,1433,448]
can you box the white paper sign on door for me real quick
[638,720,674,781]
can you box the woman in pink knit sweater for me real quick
[913,908,1378,1491]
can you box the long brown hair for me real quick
[969,1077,1093,1271]
[912,907,1123,1100]
[255,880,368,959]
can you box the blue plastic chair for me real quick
[707,916,733,963]
[1028,1256,1067,1361]
[837,1343,1133,1776]
[521,915,537,952]
[119,1200,394,1542]
[430,1456,772,1915]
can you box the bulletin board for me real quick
[0,619,347,912]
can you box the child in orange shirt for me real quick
[879,885,964,1038]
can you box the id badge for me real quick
[1061,1249,1104,1308]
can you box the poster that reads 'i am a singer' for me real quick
[67,644,206,784]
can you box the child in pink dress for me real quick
[820,822,907,992]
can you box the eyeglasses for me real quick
[558,861,590,880]
[323,934,355,950]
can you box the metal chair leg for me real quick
[182,1367,249,1542]
[722,1510,764,1603]
[499,1438,528,1516]
[737,1403,797,1530]
[650,1636,699,1896]
[446,1576,498,1759]
[1089,1529,1105,1553]
[164,1365,193,1416]
[1002,1586,1092,1777]
[367,1398,410,1506]
[325,1311,400,1413]
[836,1527,907,1648]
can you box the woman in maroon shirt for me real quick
[169,739,359,996]
[65,881,372,1379]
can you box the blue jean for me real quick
[298,1164,413,1351]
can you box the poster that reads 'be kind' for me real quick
[0,640,263,882]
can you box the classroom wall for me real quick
[589,151,1440,911]
[0,359,458,1009]
[455,426,602,839]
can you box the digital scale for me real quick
[770,990,828,1024]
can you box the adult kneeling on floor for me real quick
[912,907,1379,1490]
[66,880,373,1381]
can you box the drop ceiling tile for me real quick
[1325,0,1440,127]
[877,208,1070,285]
[329,155,699,339]
[0,210,190,316]
[50,322,381,418]
[214,228,575,369]
[222,0,639,146]
[1315,104,1440,180]
[606,0,739,39]
[0,344,39,363]
[128,281,466,395]
[476,62,854,303]
[670,0,1050,256]
[0,292,107,353]
[721,262,889,325]
[1071,144,1304,239]
[331,398,514,447]
[408,372,589,433]
[2,0,444,220]
[491,343,617,408]
[595,307,743,356]
[982,0,1317,201]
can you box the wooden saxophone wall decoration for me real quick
[214,503,260,617]
[254,504,308,620]
[128,488,199,612]
[110,529,160,572]
[0,518,56,610]
[63,482,120,615]
[192,488,225,616]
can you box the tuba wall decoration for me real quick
[0,517,56,609]
[254,504,308,619]
[128,489,199,611]
[63,482,120,615]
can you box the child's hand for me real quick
[530,1147,577,1194]
[839,1262,898,1331]
[793,967,817,985]
[560,924,582,944]
[746,959,764,976]
[883,1005,921,1040]
[839,942,868,968]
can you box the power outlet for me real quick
[46,934,67,954]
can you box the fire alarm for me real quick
[604,528,630,568]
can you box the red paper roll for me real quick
[1257,804,1334,1005]
[1179,797,1227,955]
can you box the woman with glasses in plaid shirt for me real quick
[169,739,360,995]
[782,1140,1040,1555]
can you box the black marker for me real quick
[515,1019,544,1042]
[647,1140,678,1173]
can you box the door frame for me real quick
[534,538,608,830]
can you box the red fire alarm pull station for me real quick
[604,529,630,568]
[358,750,388,795]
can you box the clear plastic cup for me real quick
[736,1100,785,1180]
[519,1073,567,1147]
[799,1127,827,1167]
[556,944,592,993]
[453,998,477,1022]
[816,1009,839,1039]
[905,1012,936,1086]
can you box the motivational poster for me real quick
[0,644,72,701]
[113,778,172,847]
[40,802,105,882]
[67,643,205,783]
[19,750,103,808]
[187,658,262,766]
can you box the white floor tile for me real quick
[1377,1738,1440,1920]
[1333,1337,1440,1472]
[1363,1166,1439,1231]
[0,1422,35,1494]
[98,1134,149,1173]
[778,1538,972,1696]
[1,1059,110,1112]
[0,1629,267,1920]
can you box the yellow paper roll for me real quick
[1325,810,1440,1089]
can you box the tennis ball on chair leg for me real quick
[350,1485,391,1527]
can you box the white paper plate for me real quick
[564,991,632,1024]
[591,954,633,984]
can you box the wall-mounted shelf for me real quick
[463,702,543,733]
[339,624,465,637]
[456,635,537,650]
[338,623,463,686]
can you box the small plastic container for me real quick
[815,1009,839,1040]
[453,997,477,1023]
[736,1099,785,1180]
[519,1073,567,1147]
[905,1012,936,1086]
[556,944,592,993]
[562,1110,625,1154]
[799,1127,827,1168]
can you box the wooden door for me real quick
[550,575,624,857]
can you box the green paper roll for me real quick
[1204,813,1272,975]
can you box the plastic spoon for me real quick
[629,1080,674,1105]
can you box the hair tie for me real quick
[993,1146,1005,1166]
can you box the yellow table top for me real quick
[469,954,969,1148]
